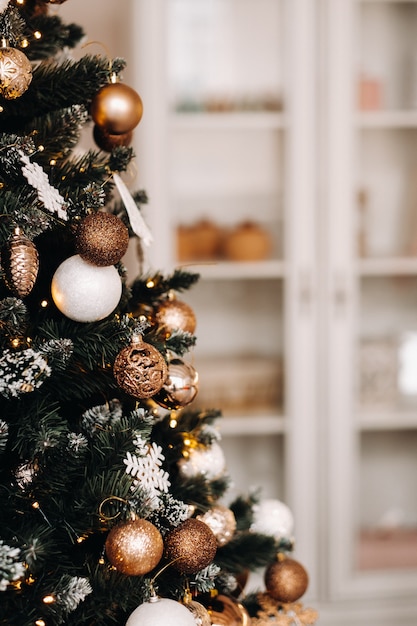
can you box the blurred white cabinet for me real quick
[128,0,417,624]
[322,1,417,624]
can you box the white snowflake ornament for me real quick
[124,441,170,501]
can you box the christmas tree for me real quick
[0,2,317,625]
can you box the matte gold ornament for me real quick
[203,594,250,626]
[75,212,129,266]
[197,505,236,547]
[93,124,133,152]
[91,78,143,135]
[153,355,199,409]
[1,229,39,297]
[164,518,217,574]
[105,518,163,576]
[0,41,32,99]
[156,294,196,336]
[113,334,168,399]
[264,556,309,603]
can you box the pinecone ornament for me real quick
[1,229,39,298]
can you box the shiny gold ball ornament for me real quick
[203,594,250,626]
[105,518,163,576]
[113,334,168,399]
[1,229,39,297]
[75,212,129,266]
[93,124,133,152]
[264,555,309,603]
[164,518,217,574]
[197,505,237,547]
[184,600,212,626]
[156,294,197,336]
[0,42,32,100]
[91,78,143,135]
[153,355,199,409]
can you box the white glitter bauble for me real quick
[178,440,226,480]
[251,498,294,542]
[0,1,11,13]
[51,254,122,322]
[126,597,196,626]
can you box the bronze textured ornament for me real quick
[1,228,39,297]
[113,333,168,399]
[0,39,32,100]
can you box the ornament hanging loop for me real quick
[81,40,113,73]
[98,495,128,521]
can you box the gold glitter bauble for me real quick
[156,296,196,336]
[105,518,163,576]
[204,594,250,626]
[76,212,129,266]
[164,518,217,574]
[93,124,133,152]
[0,45,32,100]
[1,230,39,297]
[264,556,309,603]
[113,334,168,399]
[197,505,236,547]
[184,600,212,626]
[91,82,143,135]
[153,356,199,409]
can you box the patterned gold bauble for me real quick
[153,356,199,410]
[197,505,236,547]
[264,556,309,603]
[1,229,39,297]
[105,518,163,576]
[93,124,133,152]
[91,81,143,135]
[0,43,32,100]
[113,334,168,399]
[156,295,196,336]
[75,212,129,266]
[164,518,217,574]
[204,594,250,626]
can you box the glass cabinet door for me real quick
[325,1,417,610]
[354,0,417,576]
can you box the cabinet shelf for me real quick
[219,414,286,436]
[171,111,287,131]
[358,409,417,431]
[184,259,286,281]
[356,110,417,128]
[356,256,417,276]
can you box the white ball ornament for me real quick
[125,597,196,626]
[250,498,294,542]
[51,254,122,322]
[178,440,226,480]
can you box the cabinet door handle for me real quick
[333,272,348,318]
[299,270,313,316]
